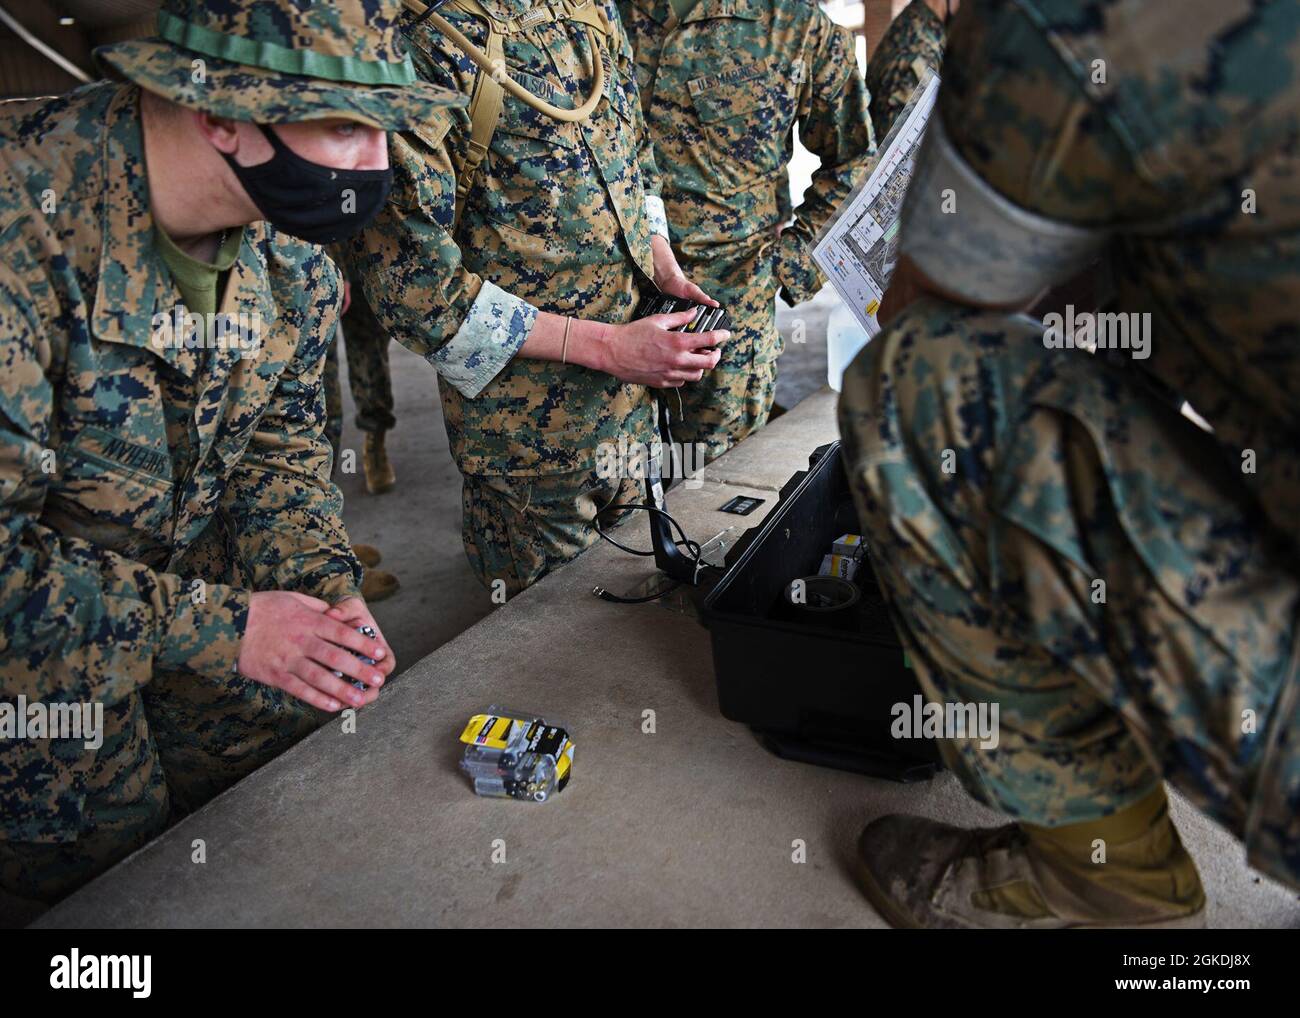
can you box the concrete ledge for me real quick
[701,387,840,492]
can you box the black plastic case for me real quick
[699,443,940,781]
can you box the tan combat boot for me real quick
[352,544,382,568]
[854,786,1206,929]
[364,431,395,494]
[360,568,399,602]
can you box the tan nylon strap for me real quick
[401,0,612,225]
[403,0,606,122]
[454,14,506,223]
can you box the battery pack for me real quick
[633,291,732,336]
[818,553,859,581]
[831,533,865,557]
[458,707,574,803]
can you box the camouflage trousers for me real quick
[668,245,782,462]
[0,531,322,909]
[462,469,643,597]
[0,676,319,912]
[838,299,1300,888]
[667,362,777,468]
[324,284,396,459]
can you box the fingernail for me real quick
[371,673,384,686]
[327,700,340,711]
[373,647,385,659]
[351,692,364,705]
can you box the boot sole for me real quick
[851,849,923,929]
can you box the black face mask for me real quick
[223,124,393,245]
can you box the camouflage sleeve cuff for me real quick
[155,581,249,680]
[899,116,1108,306]
[297,566,363,606]
[433,280,536,399]
[776,227,825,307]
[644,194,670,239]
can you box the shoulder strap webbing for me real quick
[403,0,612,227]
[455,3,507,225]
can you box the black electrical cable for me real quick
[590,501,719,604]
[592,579,683,604]
[593,502,708,562]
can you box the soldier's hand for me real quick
[237,591,392,712]
[608,310,728,388]
[324,596,395,669]
[650,234,719,308]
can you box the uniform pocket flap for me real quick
[408,109,453,153]
[688,63,772,124]
[498,71,581,148]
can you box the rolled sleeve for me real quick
[434,280,537,398]
[644,193,670,239]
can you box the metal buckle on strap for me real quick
[561,0,598,22]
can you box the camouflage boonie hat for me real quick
[94,0,464,129]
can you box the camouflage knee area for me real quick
[142,670,322,817]
[838,299,1057,538]
[839,299,1162,824]
[462,471,642,597]
[668,360,777,463]
[0,695,169,908]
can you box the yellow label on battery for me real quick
[459,713,515,748]
[819,553,858,580]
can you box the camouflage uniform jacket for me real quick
[865,0,945,143]
[0,84,361,840]
[616,0,876,308]
[349,0,663,477]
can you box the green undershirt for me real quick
[154,225,244,319]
